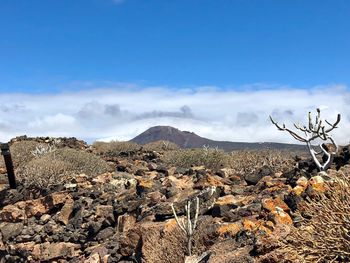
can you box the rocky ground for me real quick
[0,138,349,263]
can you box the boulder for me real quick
[57,197,74,225]
[269,208,293,226]
[262,197,290,213]
[0,205,25,222]
[0,222,24,241]
[31,242,81,261]
[244,166,273,185]
[15,192,71,218]
[95,205,115,225]
[216,223,242,238]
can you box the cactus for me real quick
[270,108,341,171]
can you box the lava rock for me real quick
[244,165,273,185]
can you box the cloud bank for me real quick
[0,84,349,145]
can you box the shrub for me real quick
[92,141,141,156]
[143,140,180,152]
[16,147,111,190]
[163,147,229,170]
[31,143,56,158]
[9,141,44,168]
[228,149,295,177]
[16,156,72,189]
[281,166,350,262]
[45,148,112,176]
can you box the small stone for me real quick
[262,197,290,213]
[269,208,293,225]
[147,163,157,171]
[33,235,42,243]
[156,165,171,176]
[309,175,326,193]
[212,203,238,221]
[242,218,257,232]
[246,202,262,214]
[64,183,77,190]
[292,185,305,196]
[119,230,141,257]
[96,227,115,241]
[117,214,136,233]
[95,205,115,225]
[57,198,74,225]
[296,176,308,188]
[85,253,100,263]
[40,214,52,224]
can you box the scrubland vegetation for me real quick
[5,141,112,193]
[0,137,349,262]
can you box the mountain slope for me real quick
[130,126,306,152]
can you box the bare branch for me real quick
[325,113,341,133]
[308,111,314,131]
[270,116,308,142]
[270,109,341,172]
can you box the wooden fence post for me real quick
[1,143,16,189]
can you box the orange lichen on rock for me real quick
[206,175,224,187]
[257,224,273,236]
[309,175,326,193]
[296,176,308,188]
[243,218,257,231]
[217,223,241,238]
[137,178,153,189]
[262,197,290,212]
[163,219,178,234]
[292,185,305,196]
[270,209,293,225]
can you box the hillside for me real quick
[130,125,307,152]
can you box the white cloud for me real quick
[0,83,349,145]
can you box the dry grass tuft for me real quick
[281,166,350,262]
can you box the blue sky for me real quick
[0,0,349,143]
[1,0,349,92]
